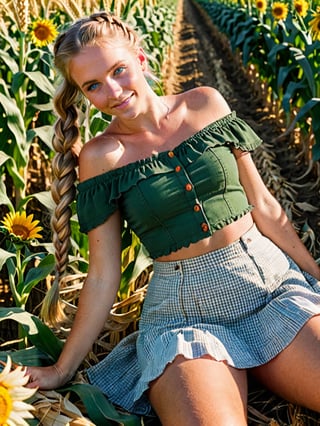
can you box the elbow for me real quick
[251,195,287,227]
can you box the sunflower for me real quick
[294,0,309,17]
[1,211,42,241]
[30,18,58,47]
[272,1,289,20]
[256,0,268,14]
[0,356,36,426]
[309,7,320,41]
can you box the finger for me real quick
[26,376,40,389]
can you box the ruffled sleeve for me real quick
[185,111,263,153]
[76,159,172,233]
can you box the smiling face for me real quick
[69,42,149,118]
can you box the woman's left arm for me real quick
[234,148,320,280]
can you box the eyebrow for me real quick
[81,60,125,89]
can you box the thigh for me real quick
[148,355,248,426]
[251,315,320,412]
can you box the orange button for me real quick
[175,165,181,172]
[201,223,209,232]
[193,204,201,212]
[185,183,192,191]
[168,151,174,158]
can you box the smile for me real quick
[114,93,134,110]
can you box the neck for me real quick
[113,96,171,134]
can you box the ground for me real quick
[160,0,320,424]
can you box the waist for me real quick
[156,213,254,262]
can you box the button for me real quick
[168,151,174,158]
[201,223,209,232]
[185,183,192,191]
[175,165,181,172]
[174,264,180,271]
[193,204,201,212]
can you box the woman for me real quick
[27,11,320,425]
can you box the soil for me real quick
[161,0,320,424]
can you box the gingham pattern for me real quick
[87,225,320,415]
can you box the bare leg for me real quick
[148,355,248,426]
[252,315,320,412]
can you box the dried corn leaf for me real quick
[32,390,95,426]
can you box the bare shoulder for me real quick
[181,86,231,121]
[78,133,123,182]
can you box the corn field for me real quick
[0,0,319,424]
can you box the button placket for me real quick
[167,151,211,235]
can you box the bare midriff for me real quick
[156,212,254,262]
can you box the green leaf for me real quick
[0,48,19,73]
[0,247,15,271]
[18,190,56,215]
[18,254,55,295]
[0,346,53,367]
[282,80,306,113]
[61,383,142,426]
[0,151,25,189]
[286,98,320,132]
[27,125,54,150]
[290,46,316,97]
[4,156,26,188]
[0,308,63,361]
[24,71,55,97]
[0,175,14,210]
[312,136,320,161]
[0,92,27,153]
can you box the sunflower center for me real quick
[0,385,12,424]
[11,224,31,239]
[34,24,51,41]
[274,6,284,15]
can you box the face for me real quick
[69,42,148,117]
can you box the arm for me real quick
[234,148,320,280]
[56,211,122,378]
[27,211,122,389]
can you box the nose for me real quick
[104,77,122,98]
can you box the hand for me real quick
[25,364,69,390]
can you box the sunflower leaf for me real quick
[0,247,16,271]
[18,254,55,296]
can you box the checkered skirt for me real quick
[87,225,320,415]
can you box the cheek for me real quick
[88,93,108,109]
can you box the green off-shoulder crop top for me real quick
[76,112,263,259]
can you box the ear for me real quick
[137,48,148,71]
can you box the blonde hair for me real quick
[41,11,142,325]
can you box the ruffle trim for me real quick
[147,207,253,259]
[77,112,262,233]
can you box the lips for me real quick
[113,93,134,110]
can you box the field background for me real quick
[0,0,319,424]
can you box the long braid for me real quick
[41,11,141,326]
[41,83,82,324]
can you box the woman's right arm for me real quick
[26,134,124,389]
[27,210,122,389]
